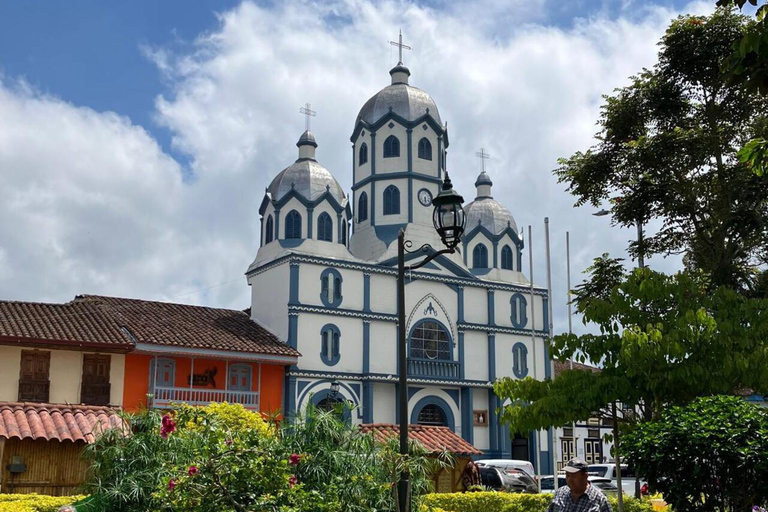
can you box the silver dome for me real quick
[356,83,442,127]
[268,160,346,204]
[464,198,518,235]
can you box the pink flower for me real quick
[188,466,199,476]
[289,453,302,465]
[289,475,298,488]
[168,478,176,491]
[225,439,233,446]
[160,414,176,438]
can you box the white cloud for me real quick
[0,0,709,331]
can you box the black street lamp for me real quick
[396,173,465,512]
[329,380,341,400]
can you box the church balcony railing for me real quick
[151,386,260,411]
[407,359,460,379]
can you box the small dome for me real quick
[355,65,442,127]
[297,129,317,148]
[475,171,493,188]
[464,198,518,235]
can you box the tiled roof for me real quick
[0,298,132,348]
[360,423,482,456]
[553,359,600,377]
[78,295,299,358]
[0,402,125,443]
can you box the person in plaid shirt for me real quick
[547,458,613,512]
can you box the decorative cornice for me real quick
[286,369,494,388]
[289,304,397,322]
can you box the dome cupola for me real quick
[464,171,518,235]
[354,66,442,127]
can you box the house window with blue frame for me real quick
[418,138,432,160]
[472,243,489,269]
[359,142,368,166]
[317,212,333,242]
[358,192,368,222]
[265,215,274,244]
[285,210,302,239]
[512,342,529,378]
[409,320,451,360]
[510,293,528,328]
[383,135,400,158]
[501,244,514,270]
[320,324,341,366]
[320,268,343,308]
[228,363,252,391]
[383,185,400,215]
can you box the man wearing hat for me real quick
[546,458,613,512]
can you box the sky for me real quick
[0,0,715,336]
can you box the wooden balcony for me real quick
[152,386,260,411]
[407,359,460,379]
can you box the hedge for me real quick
[423,491,655,512]
[0,494,85,512]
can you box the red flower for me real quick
[168,478,176,491]
[160,415,176,438]
[188,466,199,476]
[289,475,298,487]
[289,453,302,465]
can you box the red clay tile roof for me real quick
[0,299,132,348]
[360,423,482,456]
[554,359,600,377]
[0,402,125,443]
[78,295,299,358]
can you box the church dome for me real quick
[267,131,346,204]
[355,65,442,127]
[464,171,518,234]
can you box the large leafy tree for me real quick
[555,9,768,293]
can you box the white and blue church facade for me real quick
[246,61,553,470]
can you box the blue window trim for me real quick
[417,137,432,160]
[383,185,400,215]
[359,142,368,166]
[358,192,368,222]
[317,212,333,242]
[512,342,529,378]
[228,363,253,391]
[383,135,400,158]
[285,209,302,239]
[501,244,514,270]
[265,215,274,244]
[472,243,489,269]
[319,268,343,308]
[408,318,454,362]
[150,357,176,388]
[410,395,455,431]
[319,324,341,366]
[510,293,528,329]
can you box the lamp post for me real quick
[396,173,466,512]
[329,380,340,400]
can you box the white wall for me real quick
[296,313,363,374]
[369,321,397,375]
[463,331,489,381]
[374,177,408,224]
[298,263,364,311]
[370,273,397,314]
[373,382,396,423]
[410,127,440,176]
[375,123,408,174]
[463,287,487,324]
[249,261,291,341]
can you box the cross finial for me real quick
[475,148,490,172]
[389,30,412,65]
[299,103,316,131]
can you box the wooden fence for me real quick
[0,438,88,496]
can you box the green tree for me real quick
[622,395,768,512]
[555,9,768,293]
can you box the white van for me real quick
[587,464,647,497]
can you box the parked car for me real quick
[475,459,536,478]
[478,465,538,493]
[587,464,647,497]
[539,475,620,497]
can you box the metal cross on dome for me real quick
[475,147,490,172]
[389,30,412,65]
[299,103,316,131]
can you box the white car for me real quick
[587,464,647,497]
[475,459,536,478]
[540,475,620,497]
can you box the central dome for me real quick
[355,65,442,127]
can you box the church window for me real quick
[285,210,302,239]
[320,268,343,308]
[383,185,400,215]
[417,403,446,426]
[472,243,489,269]
[359,143,368,166]
[320,324,341,366]
[512,342,529,378]
[501,245,514,270]
[510,293,528,329]
[383,135,400,158]
[317,212,333,242]
[409,320,451,361]
[342,220,347,245]
[358,192,368,222]
[265,215,274,244]
[418,138,432,160]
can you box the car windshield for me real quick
[588,465,609,477]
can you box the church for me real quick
[246,51,553,468]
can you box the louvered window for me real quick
[18,350,50,403]
[81,354,111,405]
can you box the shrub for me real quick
[422,492,653,512]
[0,494,85,512]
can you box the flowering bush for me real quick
[0,494,85,512]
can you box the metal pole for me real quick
[636,221,645,269]
[545,218,557,490]
[528,225,542,492]
[397,229,409,512]
[567,232,575,475]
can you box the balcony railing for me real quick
[152,386,260,411]
[407,359,460,379]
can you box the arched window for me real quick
[285,210,302,239]
[317,212,333,242]
[417,404,446,426]
[510,293,528,329]
[358,192,368,222]
[320,324,340,366]
[501,245,514,270]
[359,142,368,166]
[320,268,343,308]
[512,343,529,378]
[409,320,451,360]
[418,138,432,160]
[265,215,274,244]
[341,220,347,245]
[383,185,400,215]
[473,244,489,269]
[383,135,400,158]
